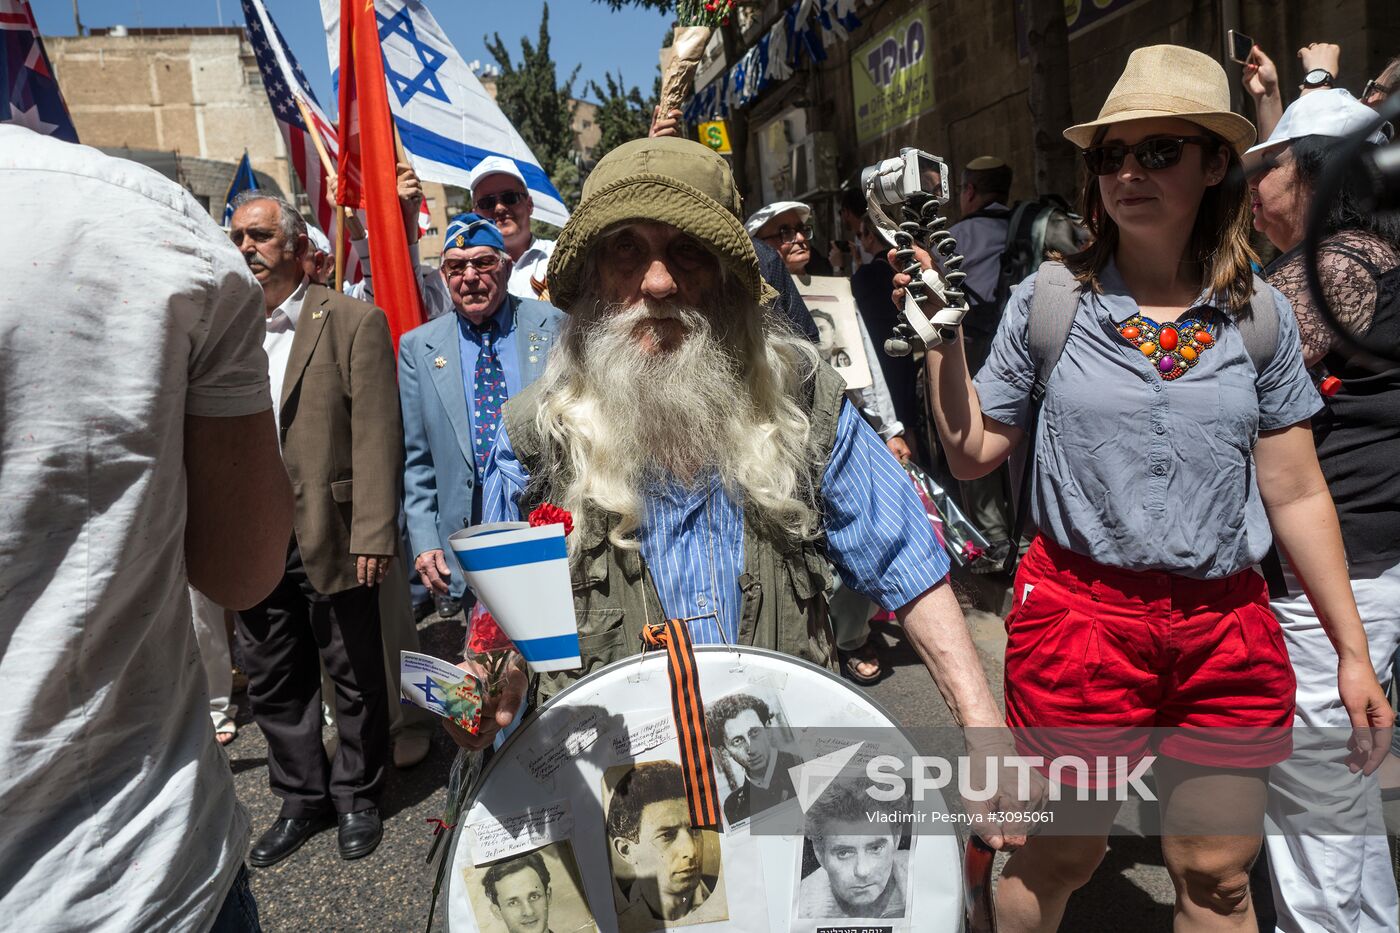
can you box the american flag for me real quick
[1,0,78,142]
[240,0,340,240]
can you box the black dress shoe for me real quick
[337,808,382,860]
[249,816,327,868]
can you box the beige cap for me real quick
[1063,45,1256,154]
[965,156,1007,171]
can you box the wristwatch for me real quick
[1301,68,1334,89]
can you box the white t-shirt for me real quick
[0,126,271,931]
[507,236,555,299]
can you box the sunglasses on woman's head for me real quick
[1080,135,1219,176]
[475,190,526,212]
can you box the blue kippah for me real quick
[442,212,505,252]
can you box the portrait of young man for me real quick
[604,761,729,931]
[466,842,598,933]
[795,776,912,921]
[706,691,802,827]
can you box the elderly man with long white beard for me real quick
[453,137,1028,849]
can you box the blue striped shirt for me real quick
[482,400,950,644]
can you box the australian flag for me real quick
[1,0,78,142]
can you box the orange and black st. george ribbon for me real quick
[642,619,722,830]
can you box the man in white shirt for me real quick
[0,125,293,931]
[469,156,556,300]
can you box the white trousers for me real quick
[1265,557,1400,933]
[189,586,234,726]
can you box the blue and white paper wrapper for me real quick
[448,521,582,673]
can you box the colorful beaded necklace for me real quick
[1117,314,1216,380]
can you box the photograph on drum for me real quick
[705,685,805,829]
[792,773,915,927]
[461,840,599,933]
[602,760,729,931]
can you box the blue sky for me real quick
[35,0,672,104]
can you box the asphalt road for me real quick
[226,575,1182,932]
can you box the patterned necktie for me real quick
[472,322,506,473]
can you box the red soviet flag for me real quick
[337,0,423,351]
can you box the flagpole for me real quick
[334,204,345,292]
[293,93,336,181]
[291,93,348,290]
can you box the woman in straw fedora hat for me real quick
[905,45,1393,930]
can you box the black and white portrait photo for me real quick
[705,688,803,828]
[794,775,913,922]
[602,760,729,932]
[460,841,599,933]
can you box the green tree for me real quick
[485,3,582,206]
[587,71,656,162]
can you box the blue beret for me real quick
[442,212,505,252]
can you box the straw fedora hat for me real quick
[1064,45,1256,154]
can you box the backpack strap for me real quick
[1238,275,1289,597]
[1026,261,1082,389]
[1002,260,1081,572]
[1236,274,1280,374]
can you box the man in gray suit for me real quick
[399,213,564,601]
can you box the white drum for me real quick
[446,646,962,933]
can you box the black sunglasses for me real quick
[475,190,526,212]
[1362,78,1394,102]
[1080,135,1219,176]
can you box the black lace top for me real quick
[1267,230,1400,565]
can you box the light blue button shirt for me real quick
[974,258,1322,578]
[483,400,951,644]
[457,298,522,479]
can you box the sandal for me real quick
[213,713,238,747]
[839,639,882,686]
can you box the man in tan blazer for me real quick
[228,192,402,868]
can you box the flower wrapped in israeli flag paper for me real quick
[447,522,581,672]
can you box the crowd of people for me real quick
[1,31,1399,933]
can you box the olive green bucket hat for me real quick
[547,136,766,312]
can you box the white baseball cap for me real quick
[743,200,811,236]
[1244,88,1389,163]
[468,156,528,194]
[305,224,331,254]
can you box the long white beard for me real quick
[577,301,748,481]
[534,295,821,551]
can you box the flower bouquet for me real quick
[659,0,736,120]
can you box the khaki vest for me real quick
[501,362,849,702]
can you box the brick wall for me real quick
[48,32,293,198]
[729,0,1399,223]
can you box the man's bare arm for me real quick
[898,580,1003,729]
[185,410,294,609]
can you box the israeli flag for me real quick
[319,0,570,227]
[448,522,581,673]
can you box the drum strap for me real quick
[642,619,723,830]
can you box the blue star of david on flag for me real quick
[376,5,449,107]
[415,675,446,711]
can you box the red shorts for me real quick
[1004,536,1295,771]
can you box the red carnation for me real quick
[466,607,514,655]
[528,502,574,537]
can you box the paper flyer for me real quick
[467,800,574,866]
[399,650,484,734]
